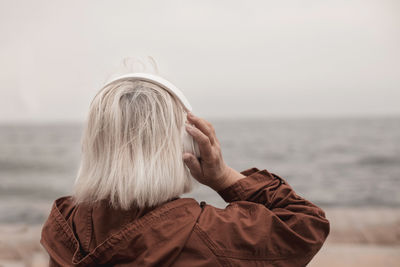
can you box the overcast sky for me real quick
[0,0,399,122]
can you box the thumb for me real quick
[182,153,202,179]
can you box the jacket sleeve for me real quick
[196,167,330,266]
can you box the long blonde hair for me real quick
[73,78,196,209]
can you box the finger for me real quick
[186,113,215,142]
[186,113,216,145]
[182,153,202,178]
[185,124,213,160]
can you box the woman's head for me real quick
[73,78,195,209]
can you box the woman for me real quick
[40,72,329,266]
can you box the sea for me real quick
[0,117,399,224]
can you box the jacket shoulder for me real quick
[196,202,271,258]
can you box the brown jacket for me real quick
[40,168,330,266]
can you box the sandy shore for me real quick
[0,207,399,267]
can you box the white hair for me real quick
[73,78,196,209]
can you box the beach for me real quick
[0,206,399,267]
[310,207,400,266]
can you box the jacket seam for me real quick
[84,206,93,252]
[44,202,89,265]
[52,204,80,253]
[193,225,231,267]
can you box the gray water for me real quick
[0,117,399,223]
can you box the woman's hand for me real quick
[182,112,245,192]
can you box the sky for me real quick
[0,0,399,122]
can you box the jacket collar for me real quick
[41,196,202,266]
